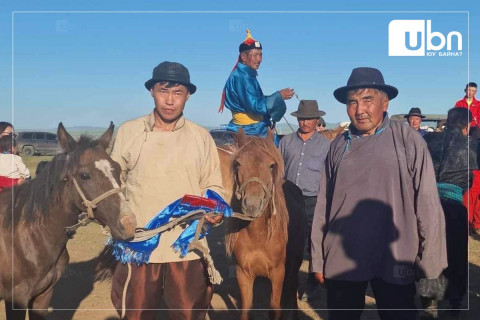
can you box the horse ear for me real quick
[235,128,247,147]
[266,128,275,142]
[98,121,115,150]
[57,122,76,152]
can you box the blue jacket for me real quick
[223,62,286,138]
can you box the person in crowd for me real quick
[0,121,14,137]
[109,61,224,320]
[455,82,478,129]
[316,117,326,132]
[311,67,447,320]
[279,100,330,301]
[405,107,427,136]
[219,29,295,144]
[421,107,476,317]
[0,135,30,190]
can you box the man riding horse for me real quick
[219,29,295,144]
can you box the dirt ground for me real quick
[1,157,479,319]
[0,223,479,320]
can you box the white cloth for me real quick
[0,153,31,179]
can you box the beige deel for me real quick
[110,112,224,263]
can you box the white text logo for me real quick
[388,20,462,57]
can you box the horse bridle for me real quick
[234,176,274,221]
[65,177,125,234]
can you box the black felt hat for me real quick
[333,67,398,104]
[144,61,196,94]
[404,107,425,118]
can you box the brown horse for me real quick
[0,123,137,320]
[320,124,348,141]
[219,129,306,320]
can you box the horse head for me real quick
[232,128,284,218]
[58,122,136,240]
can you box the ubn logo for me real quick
[388,20,462,56]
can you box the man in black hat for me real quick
[310,67,447,320]
[405,107,427,136]
[218,30,295,144]
[110,61,225,320]
[279,100,331,301]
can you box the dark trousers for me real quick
[442,199,468,304]
[325,278,416,320]
[111,259,213,320]
[304,195,317,260]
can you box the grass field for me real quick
[0,156,479,319]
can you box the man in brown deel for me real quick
[310,67,447,320]
[110,61,224,320]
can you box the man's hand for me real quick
[17,177,26,185]
[205,213,223,225]
[280,88,295,100]
[313,272,325,285]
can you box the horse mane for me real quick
[225,135,289,257]
[3,135,100,228]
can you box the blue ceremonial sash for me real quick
[108,189,232,265]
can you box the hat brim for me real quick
[144,79,197,94]
[404,114,425,118]
[333,84,398,104]
[290,110,326,118]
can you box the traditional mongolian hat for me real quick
[333,67,398,104]
[404,107,425,118]
[219,29,262,113]
[239,29,262,52]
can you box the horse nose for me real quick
[118,213,137,240]
[242,196,263,217]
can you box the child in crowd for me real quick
[0,135,30,187]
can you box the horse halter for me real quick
[65,177,125,234]
[234,176,274,220]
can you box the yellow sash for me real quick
[232,112,263,125]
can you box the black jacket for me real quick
[424,129,477,193]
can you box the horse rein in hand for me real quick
[65,177,125,235]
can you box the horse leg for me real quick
[236,266,254,320]
[269,265,285,320]
[5,301,27,320]
[28,285,55,320]
[29,248,69,320]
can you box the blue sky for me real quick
[0,0,478,129]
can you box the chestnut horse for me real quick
[0,123,137,320]
[218,129,306,320]
[319,124,348,141]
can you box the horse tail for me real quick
[94,245,118,282]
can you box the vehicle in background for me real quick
[210,129,235,146]
[16,132,62,156]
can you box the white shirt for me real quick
[0,153,31,179]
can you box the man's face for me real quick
[150,83,190,123]
[466,86,478,99]
[407,116,422,131]
[297,118,318,134]
[241,49,263,70]
[346,88,388,136]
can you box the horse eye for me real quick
[80,173,91,180]
[233,160,240,169]
[269,164,275,170]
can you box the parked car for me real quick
[210,129,235,146]
[16,132,62,156]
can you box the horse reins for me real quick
[233,176,274,221]
[65,177,125,234]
